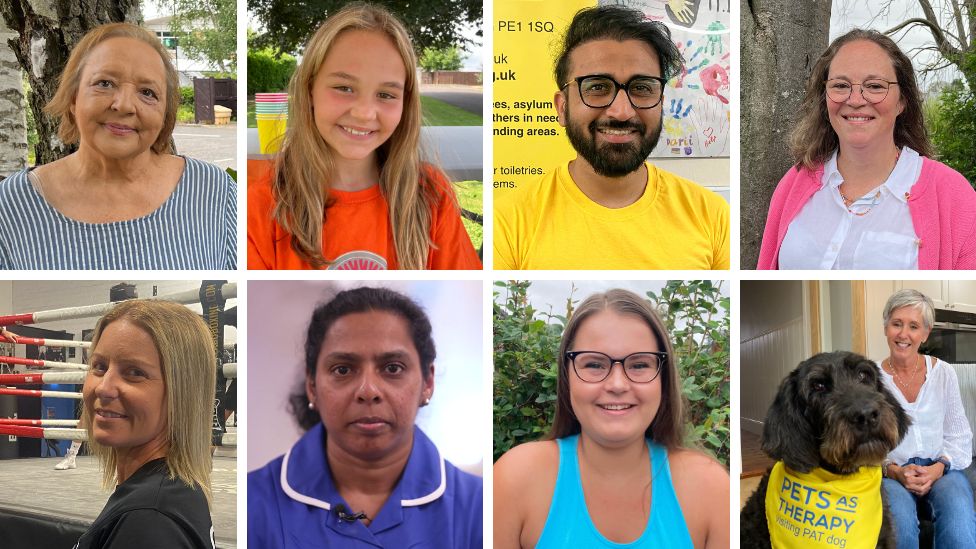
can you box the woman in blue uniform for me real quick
[494,289,730,548]
[248,287,482,548]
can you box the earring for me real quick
[308,401,315,410]
[422,396,430,406]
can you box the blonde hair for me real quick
[82,300,216,504]
[271,2,449,269]
[44,22,179,155]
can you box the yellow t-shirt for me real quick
[765,462,883,549]
[493,161,730,270]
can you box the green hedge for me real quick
[247,49,297,96]
[493,280,730,465]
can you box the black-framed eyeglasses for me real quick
[825,78,899,104]
[566,351,666,383]
[561,74,666,110]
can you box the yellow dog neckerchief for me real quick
[765,461,882,549]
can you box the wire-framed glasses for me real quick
[825,78,898,104]
[566,351,666,383]
[561,75,666,109]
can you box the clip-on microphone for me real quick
[334,503,368,524]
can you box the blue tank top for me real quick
[535,435,693,548]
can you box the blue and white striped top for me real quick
[0,156,237,270]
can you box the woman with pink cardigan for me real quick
[758,29,976,270]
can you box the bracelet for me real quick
[935,456,951,473]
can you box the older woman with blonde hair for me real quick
[247,2,480,270]
[0,23,236,270]
[74,300,217,549]
[758,29,976,270]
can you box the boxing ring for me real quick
[0,281,239,548]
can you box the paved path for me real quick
[172,123,237,171]
[420,85,483,116]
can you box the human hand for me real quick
[690,96,729,155]
[1,327,18,343]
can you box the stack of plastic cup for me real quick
[255,93,289,154]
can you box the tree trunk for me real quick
[0,20,26,176]
[740,0,831,268]
[0,0,140,166]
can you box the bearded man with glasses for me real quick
[493,5,730,271]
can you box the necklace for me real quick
[837,147,901,216]
[886,353,921,391]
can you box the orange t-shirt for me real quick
[247,160,482,270]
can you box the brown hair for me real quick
[547,289,685,448]
[44,22,179,154]
[82,300,216,505]
[790,28,934,170]
[271,2,449,269]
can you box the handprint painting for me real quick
[492,3,731,270]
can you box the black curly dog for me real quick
[741,351,910,548]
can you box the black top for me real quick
[73,458,214,549]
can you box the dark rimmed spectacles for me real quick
[566,351,666,383]
[825,78,898,104]
[561,75,666,110]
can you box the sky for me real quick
[830,0,964,88]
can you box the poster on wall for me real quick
[612,0,732,158]
[492,0,731,192]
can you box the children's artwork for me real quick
[600,0,731,157]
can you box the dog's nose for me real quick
[852,403,880,429]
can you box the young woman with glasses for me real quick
[758,29,976,270]
[493,289,729,549]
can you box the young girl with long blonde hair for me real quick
[248,2,481,270]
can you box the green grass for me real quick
[247,100,256,128]
[177,104,195,124]
[246,96,481,128]
[454,180,483,253]
[421,96,481,126]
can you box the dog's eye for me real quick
[811,380,827,392]
[858,370,869,383]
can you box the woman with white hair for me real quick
[878,289,975,548]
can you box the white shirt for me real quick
[879,355,973,470]
[779,147,923,270]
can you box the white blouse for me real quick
[879,355,973,470]
[779,147,923,270]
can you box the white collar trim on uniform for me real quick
[279,425,447,509]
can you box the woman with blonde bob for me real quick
[74,300,217,549]
[247,2,481,270]
[494,289,730,548]
[0,23,236,270]
[758,29,976,270]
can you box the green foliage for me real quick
[180,86,195,107]
[493,281,565,462]
[928,80,976,185]
[159,0,237,74]
[419,46,463,72]
[248,0,482,56]
[493,281,730,466]
[247,49,297,95]
[647,280,730,465]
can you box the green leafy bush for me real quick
[247,48,297,96]
[493,280,730,465]
[419,46,463,72]
[928,80,976,185]
[180,86,195,107]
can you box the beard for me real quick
[564,103,662,178]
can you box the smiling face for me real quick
[826,40,904,151]
[83,319,167,452]
[568,309,662,448]
[310,29,406,170]
[72,37,168,161]
[885,305,930,362]
[555,39,663,178]
[307,310,433,462]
